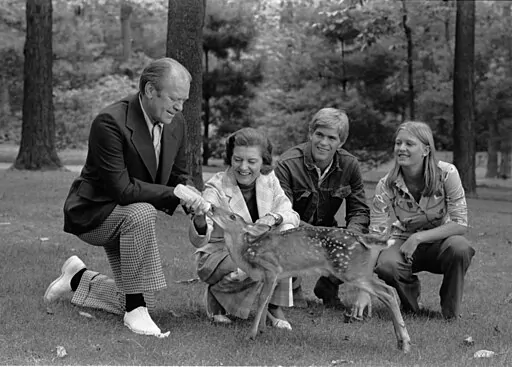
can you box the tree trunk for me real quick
[202,48,211,166]
[486,119,499,178]
[341,40,347,93]
[121,1,132,62]
[452,0,476,194]
[202,100,210,166]
[401,0,415,120]
[167,0,205,188]
[499,128,512,179]
[15,0,61,170]
[499,2,512,179]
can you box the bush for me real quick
[54,74,138,149]
[0,112,22,145]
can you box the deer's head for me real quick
[207,205,272,243]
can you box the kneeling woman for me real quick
[188,128,300,328]
[370,121,475,319]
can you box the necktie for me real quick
[152,122,162,168]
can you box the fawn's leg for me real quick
[355,278,411,353]
[247,272,278,340]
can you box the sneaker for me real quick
[211,314,232,324]
[44,256,86,303]
[267,311,292,331]
[124,306,161,336]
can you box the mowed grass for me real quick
[0,168,511,366]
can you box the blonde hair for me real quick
[309,108,349,145]
[385,121,440,197]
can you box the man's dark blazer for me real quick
[63,93,193,236]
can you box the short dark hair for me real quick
[139,57,191,95]
[224,128,274,175]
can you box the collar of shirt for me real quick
[392,168,443,196]
[314,159,334,184]
[302,142,336,184]
[139,94,163,136]
[393,173,409,193]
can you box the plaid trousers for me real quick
[71,203,166,315]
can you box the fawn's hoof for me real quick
[246,333,256,340]
[398,340,411,353]
[343,312,363,323]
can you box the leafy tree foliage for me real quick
[0,0,511,180]
[202,0,262,164]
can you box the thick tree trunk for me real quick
[15,0,61,170]
[453,0,476,194]
[499,127,512,179]
[486,119,499,178]
[202,105,210,166]
[121,1,132,62]
[499,2,512,179]
[203,48,210,166]
[167,0,205,188]
[401,0,415,120]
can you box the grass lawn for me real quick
[1,169,511,366]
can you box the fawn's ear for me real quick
[244,223,271,243]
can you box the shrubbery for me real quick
[54,74,138,149]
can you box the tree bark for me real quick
[15,0,61,170]
[499,2,512,179]
[486,119,499,178]
[453,0,476,194]
[499,126,512,179]
[121,0,132,62]
[203,48,210,166]
[167,0,205,188]
[401,0,415,120]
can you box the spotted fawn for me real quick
[206,205,411,353]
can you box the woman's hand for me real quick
[193,213,207,227]
[183,197,210,215]
[255,215,276,227]
[399,233,421,262]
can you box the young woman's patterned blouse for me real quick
[370,161,468,240]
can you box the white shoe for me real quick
[272,318,292,330]
[124,307,162,336]
[212,314,232,324]
[267,311,292,330]
[44,255,86,302]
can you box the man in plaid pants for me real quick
[44,58,208,337]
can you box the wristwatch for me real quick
[266,212,283,226]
